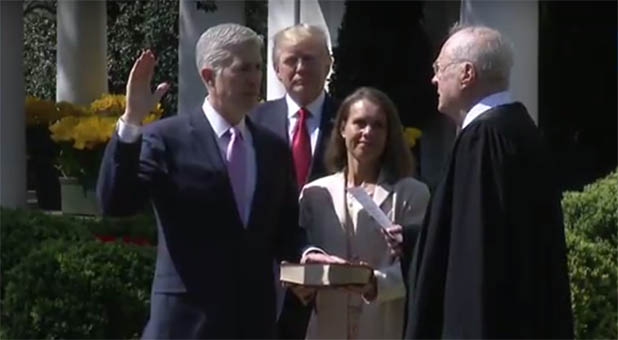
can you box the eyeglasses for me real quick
[432,59,470,75]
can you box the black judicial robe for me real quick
[404,103,574,339]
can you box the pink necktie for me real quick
[226,127,246,225]
[291,107,311,189]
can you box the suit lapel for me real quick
[188,108,227,172]
[373,179,393,211]
[268,98,290,144]
[325,172,348,231]
[309,95,336,181]
[188,108,243,227]
[245,118,267,229]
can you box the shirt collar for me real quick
[462,91,513,129]
[285,91,326,120]
[202,97,248,138]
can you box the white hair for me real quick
[272,24,330,68]
[195,23,263,75]
[448,25,514,88]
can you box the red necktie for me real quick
[292,107,311,189]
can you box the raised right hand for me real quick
[122,50,169,125]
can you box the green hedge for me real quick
[0,208,157,338]
[2,240,155,338]
[0,208,91,285]
[563,169,617,339]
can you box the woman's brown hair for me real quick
[324,87,415,183]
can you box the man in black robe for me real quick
[400,25,573,339]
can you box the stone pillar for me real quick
[56,0,107,105]
[179,0,246,114]
[0,0,26,208]
[267,0,297,100]
[460,0,539,123]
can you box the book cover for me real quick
[280,262,373,287]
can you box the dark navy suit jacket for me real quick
[249,94,337,184]
[97,108,307,339]
[249,95,338,339]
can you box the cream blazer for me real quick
[301,172,430,339]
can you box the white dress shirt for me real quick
[285,91,325,156]
[462,91,514,130]
[117,98,256,227]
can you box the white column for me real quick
[0,0,27,208]
[179,0,245,114]
[317,0,345,50]
[460,0,539,123]
[56,0,107,105]
[267,0,297,100]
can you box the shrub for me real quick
[106,0,179,116]
[85,213,157,245]
[563,169,617,339]
[0,208,91,283]
[2,240,155,339]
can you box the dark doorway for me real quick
[539,1,617,191]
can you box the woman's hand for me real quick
[382,224,404,257]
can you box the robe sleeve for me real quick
[441,122,513,338]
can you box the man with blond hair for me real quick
[98,23,343,339]
[402,25,573,338]
[250,23,339,339]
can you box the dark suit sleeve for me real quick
[96,129,165,216]
[274,142,306,263]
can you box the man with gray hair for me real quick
[399,25,573,338]
[97,23,342,338]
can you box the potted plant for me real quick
[25,96,67,210]
[48,94,162,215]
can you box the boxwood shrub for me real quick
[2,240,155,338]
[563,169,617,339]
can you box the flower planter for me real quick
[59,177,99,215]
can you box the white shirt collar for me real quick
[285,91,325,120]
[462,91,513,129]
[201,97,248,138]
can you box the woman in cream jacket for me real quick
[300,87,430,339]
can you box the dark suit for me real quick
[249,94,337,339]
[250,94,337,184]
[97,108,308,339]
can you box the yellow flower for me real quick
[56,101,89,117]
[25,96,60,125]
[90,94,127,117]
[403,127,422,148]
[50,116,80,142]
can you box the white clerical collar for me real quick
[285,91,325,120]
[462,91,513,129]
[202,97,247,138]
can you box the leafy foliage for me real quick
[23,1,180,115]
[562,169,617,339]
[2,240,155,339]
[107,0,179,116]
[0,208,91,285]
[23,1,57,100]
